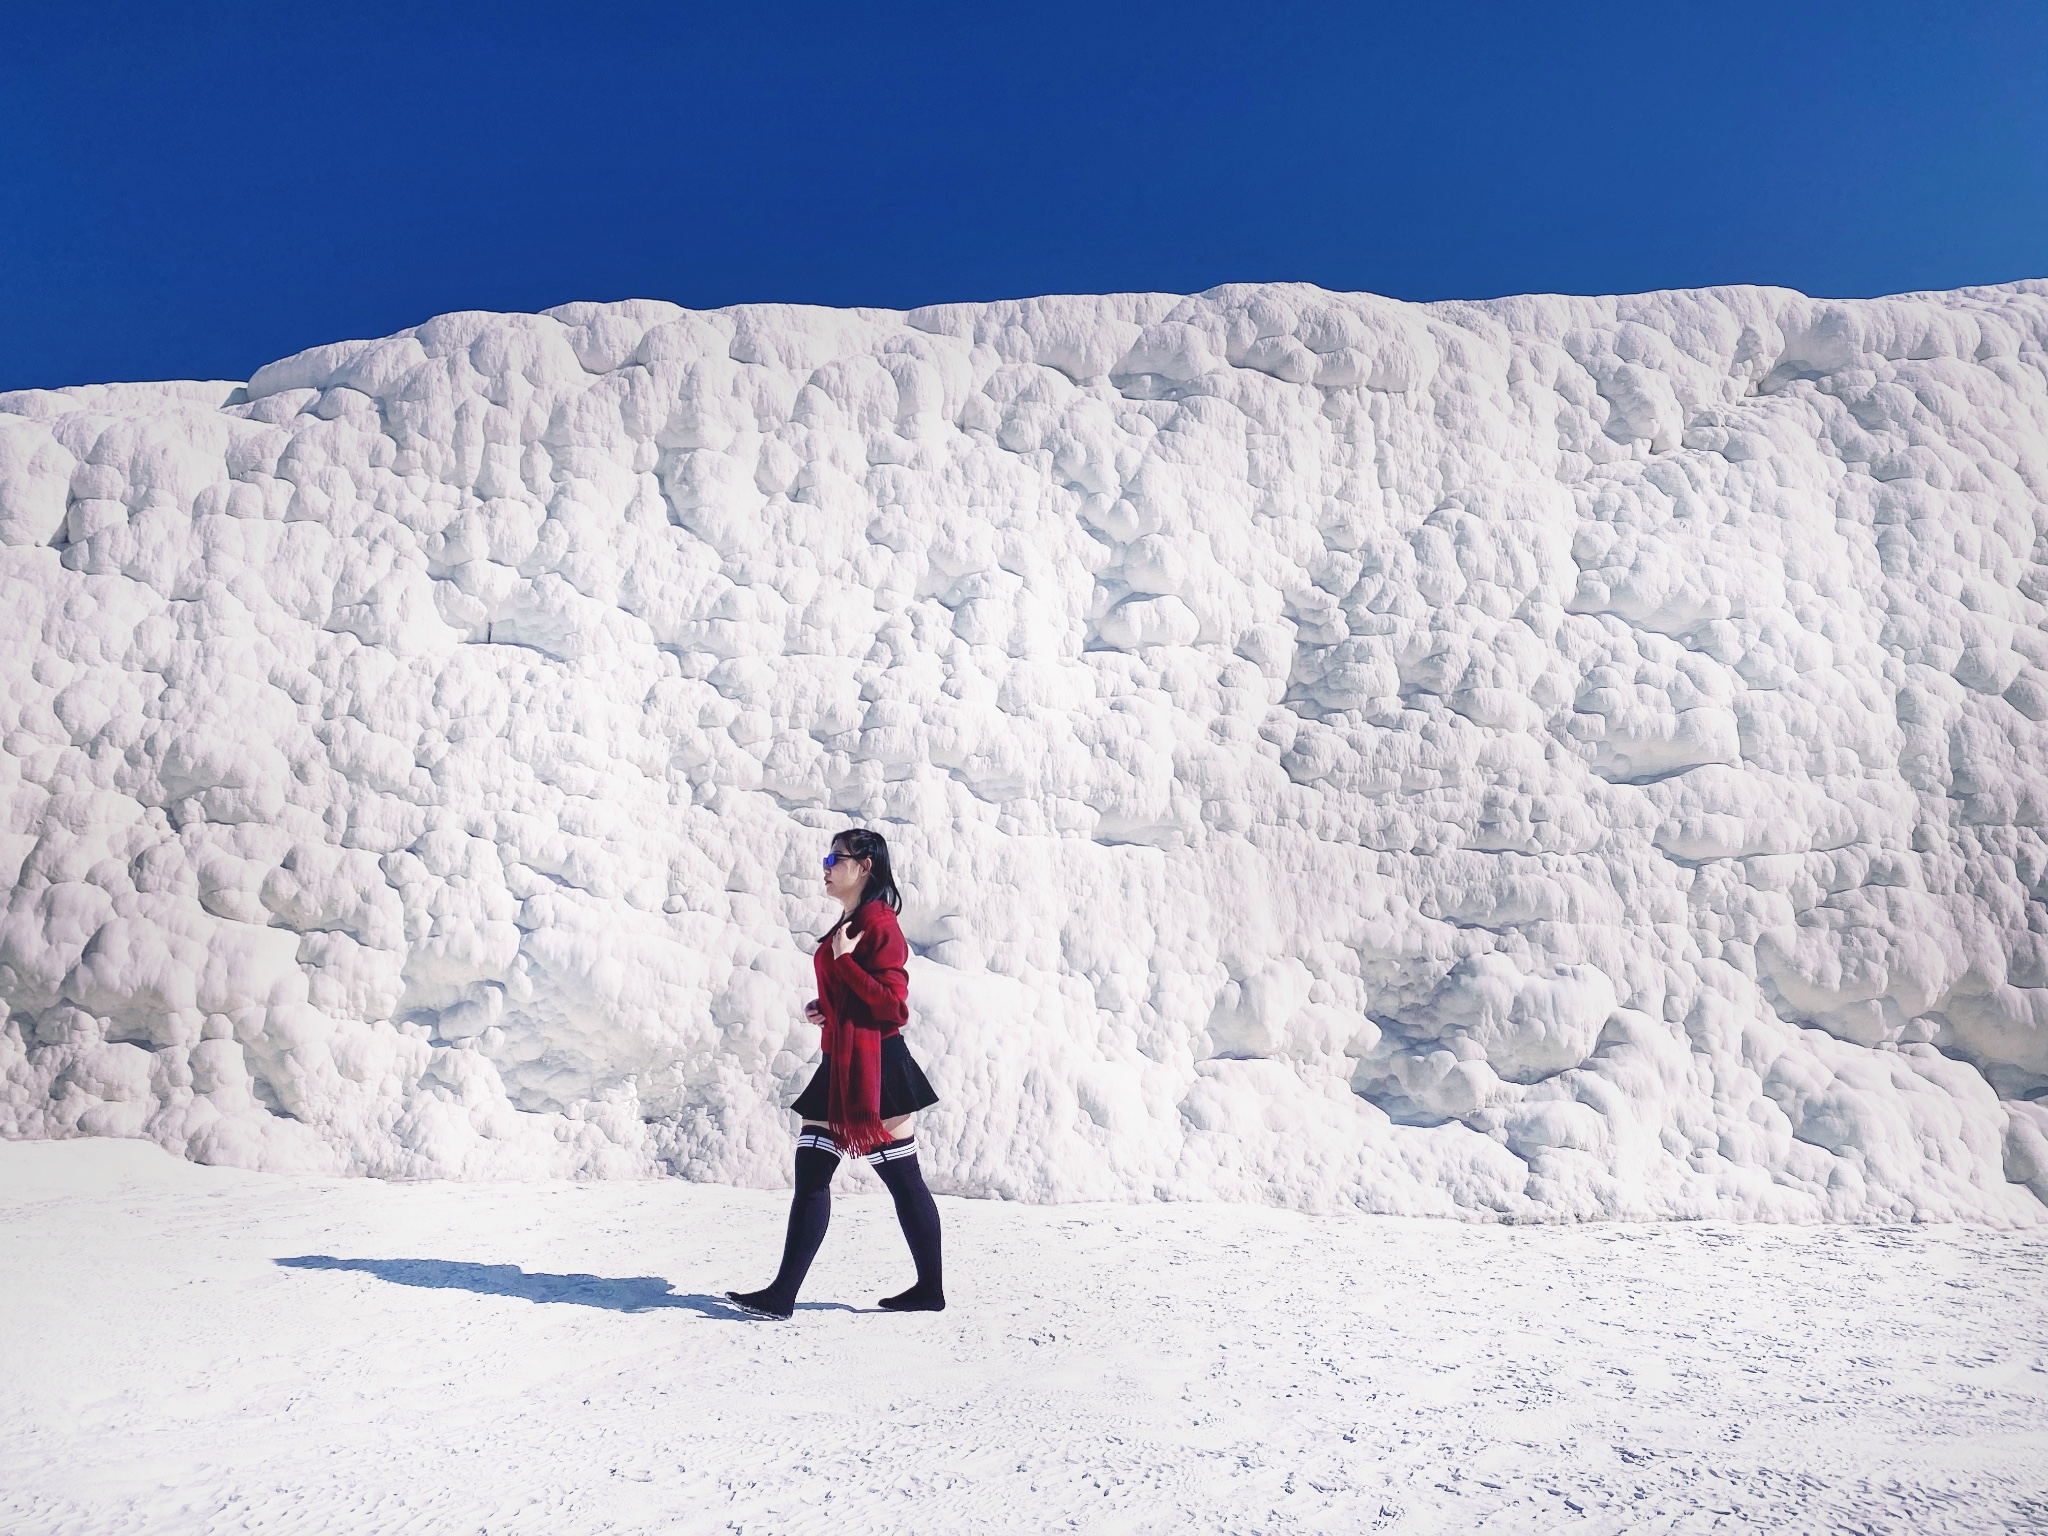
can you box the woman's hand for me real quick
[831,925,862,960]
[803,998,825,1026]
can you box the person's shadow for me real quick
[274,1255,793,1317]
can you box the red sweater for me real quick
[813,899,909,1041]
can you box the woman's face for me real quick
[823,847,870,905]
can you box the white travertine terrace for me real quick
[3,280,2046,1220]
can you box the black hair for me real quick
[830,826,902,914]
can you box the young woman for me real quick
[727,827,945,1319]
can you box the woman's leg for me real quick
[727,1122,839,1319]
[866,1114,945,1311]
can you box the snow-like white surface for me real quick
[3,281,2048,1220]
[3,1139,2045,1533]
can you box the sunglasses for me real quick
[821,852,866,870]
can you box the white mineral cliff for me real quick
[3,281,2046,1220]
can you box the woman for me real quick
[727,827,945,1319]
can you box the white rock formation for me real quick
[3,281,2046,1221]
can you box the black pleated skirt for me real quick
[789,1034,940,1120]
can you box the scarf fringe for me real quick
[829,1115,892,1159]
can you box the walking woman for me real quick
[727,827,945,1319]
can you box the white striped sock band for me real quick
[796,1129,840,1155]
[864,1135,916,1166]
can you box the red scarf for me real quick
[814,900,908,1158]
[826,1017,889,1157]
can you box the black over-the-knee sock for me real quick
[728,1130,840,1318]
[868,1136,944,1311]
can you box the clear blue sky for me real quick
[3,1,2043,391]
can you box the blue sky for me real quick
[3,1,2043,390]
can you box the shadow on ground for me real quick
[275,1255,751,1316]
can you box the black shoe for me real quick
[878,1284,946,1312]
[726,1288,794,1320]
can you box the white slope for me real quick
[1,282,2046,1220]
[4,1139,2045,1534]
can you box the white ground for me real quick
[5,1140,2045,1534]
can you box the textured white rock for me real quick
[2,281,2046,1222]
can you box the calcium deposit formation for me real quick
[4,281,2047,1222]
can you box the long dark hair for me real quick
[831,826,902,915]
